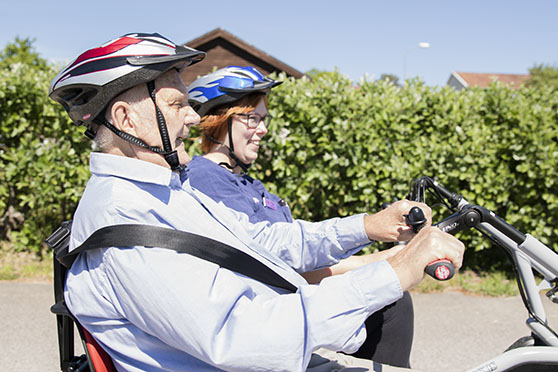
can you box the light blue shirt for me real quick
[65,152,403,372]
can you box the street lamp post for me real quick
[403,42,430,80]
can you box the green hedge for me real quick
[253,72,558,271]
[0,53,91,255]
[2,56,558,271]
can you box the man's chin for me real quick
[178,152,191,166]
[173,143,189,165]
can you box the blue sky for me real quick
[1,0,556,86]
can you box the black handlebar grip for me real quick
[404,206,456,281]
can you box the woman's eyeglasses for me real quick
[233,112,273,129]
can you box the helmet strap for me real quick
[202,119,251,174]
[146,81,180,171]
[218,161,235,171]
[203,135,237,171]
[226,116,251,173]
[96,117,167,155]
[84,127,97,140]
[92,80,181,171]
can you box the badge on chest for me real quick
[262,196,278,210]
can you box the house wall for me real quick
[446,73,466,91]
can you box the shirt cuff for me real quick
[351,260,403,313]
[336,213,370,252]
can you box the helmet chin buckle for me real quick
[164,150,180,171]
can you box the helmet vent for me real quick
[73,89,98,106]
[60,88,98,107]
[60,87,83,102]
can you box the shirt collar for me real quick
[90,152,180,187]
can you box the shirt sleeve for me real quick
[252,215,372,273]
[66,245,402,372]
[195,189,372,273]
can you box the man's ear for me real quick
[111,100,138,136]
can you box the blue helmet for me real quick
[188,66,281,117]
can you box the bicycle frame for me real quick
[464,202,558,371]
[408,177,558,371]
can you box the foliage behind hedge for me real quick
[2,52,558,271]
[254,72,558,271]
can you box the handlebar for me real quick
[404,176,558,346]
[404,176,529,281]
[407,176,463,209]
[407,176,526,244]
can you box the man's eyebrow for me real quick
[168,93,188,104]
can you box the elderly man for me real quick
[49,33,464,372]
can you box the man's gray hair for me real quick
[93,125,115,151]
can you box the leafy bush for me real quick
[250,72,558,272]
[526,64,558,91]
[0,39,91,255]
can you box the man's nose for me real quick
[185,106,200,126]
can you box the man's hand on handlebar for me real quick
[363,199,432,242]
[362,198,463,290]
[387,227,465,291]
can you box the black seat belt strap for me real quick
[54,223,298,293]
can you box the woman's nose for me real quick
[256,120,268,134]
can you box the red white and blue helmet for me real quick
[188,66,281,117]
[49,32,205,131]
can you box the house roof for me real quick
[180,28,303,84]
[448,71,530,89]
